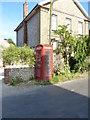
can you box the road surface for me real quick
[1,77,89,118]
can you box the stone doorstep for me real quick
[0,72,4,76]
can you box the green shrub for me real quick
[85,35,90,56]
[51,73,60,83]
[2,44,35,67]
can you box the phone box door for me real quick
[44,50,53,80]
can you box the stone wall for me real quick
[4,67,35,84]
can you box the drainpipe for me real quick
[49,0,53,44]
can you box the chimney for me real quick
[23,0,28,19]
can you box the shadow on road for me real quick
[2,83,89,119]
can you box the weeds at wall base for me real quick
[8,70,89,86]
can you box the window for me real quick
[52,14,57,31]
[78,22,83,35]
[66,18,71,32]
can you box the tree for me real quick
[54,25,74,65]
[4,38,15,45]
[54,25,89,72]
[8,39,15,45]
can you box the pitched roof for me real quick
[73,0,89,19]
[39,0,89,19]
[38,0,50,5]
[14,0,90,31]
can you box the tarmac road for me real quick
[1,77,89,118]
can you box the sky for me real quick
[0,0,89,44]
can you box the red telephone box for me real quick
[35,44,53,81]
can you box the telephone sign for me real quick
[35,44,53,81]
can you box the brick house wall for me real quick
[27,10,40,47]
[17,26,24,46]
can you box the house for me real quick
[14,0,90,49]
[0,38,10,48]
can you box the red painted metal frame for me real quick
[35,44,53,81]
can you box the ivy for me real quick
[73,36,89,72]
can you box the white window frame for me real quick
[78,21,83,35]
[65,18,71,32]
[51,41,57,50]
[52,14,57,31]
